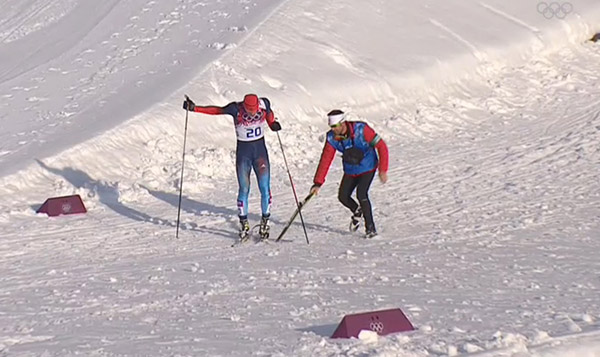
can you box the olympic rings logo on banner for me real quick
[62,203,72,213]
[537,2,573,19]
[369,321,384,333]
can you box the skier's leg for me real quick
[236,149,253,221]
[338,174,360,213]
[356,171,376,233]
[253,143,271,239]
[253,143,271,218]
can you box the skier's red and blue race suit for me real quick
[191,98,277,220]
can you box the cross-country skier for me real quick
[309,109,388,238]
[183,94,282,240]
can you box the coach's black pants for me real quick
[338,170,376,232]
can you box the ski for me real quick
[230,231,293,247]
[231,234,252,247]
[275,192,314,242]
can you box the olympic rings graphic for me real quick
[369,321,384,333]
[242,110,262,123]
[537,2,573,19]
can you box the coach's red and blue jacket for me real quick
[313,121,389,186]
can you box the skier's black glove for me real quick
[183,98,196,111]
[270,121,282,131]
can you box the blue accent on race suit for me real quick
[326,122,378,175]
[221,100,272,218]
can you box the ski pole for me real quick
[175,95,191,238]
[276,131,310,244]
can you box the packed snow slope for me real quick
[1,0,600,356]
[0,0,285,177]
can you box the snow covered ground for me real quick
[1,0,600,356]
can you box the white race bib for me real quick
[235,100,268,142]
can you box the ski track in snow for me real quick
[1,39,599,356]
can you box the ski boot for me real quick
[239,218,250,241]
[349,208,363,232]
[365,226,378,239]
[258,215,270,241]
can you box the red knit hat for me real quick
[243,94,259,112]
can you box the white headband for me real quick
[328,113,346,126]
